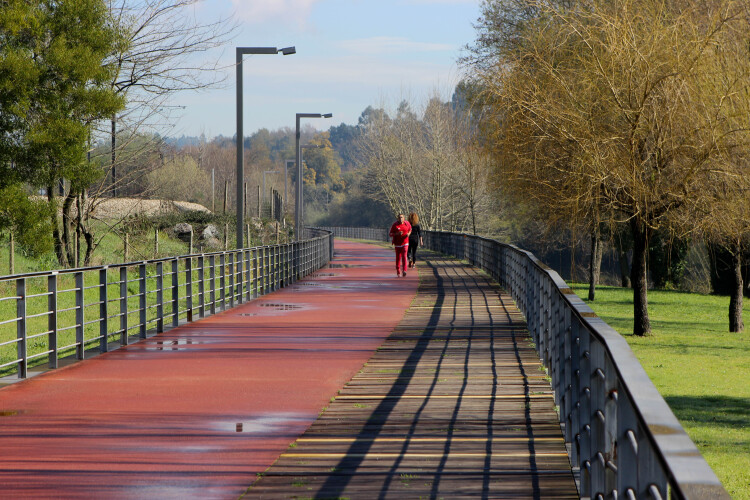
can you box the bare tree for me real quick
[59,0,238,265]
[105,0,237,196]
[471,0,750,335]
[358,94,498,233]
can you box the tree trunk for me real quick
[62,190,76,265]
[630,218,651,336]
[588,230,603,301]
[82,229,95,265]
[729,241,744,333]
[48,185,69,267]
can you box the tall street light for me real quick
[294,113,332,239]
[236,45,295,248]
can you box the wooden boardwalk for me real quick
[245,253,578,499]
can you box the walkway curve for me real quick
[0,240,417,499]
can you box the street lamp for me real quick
[236,45,295,248]
[294,113,332,239]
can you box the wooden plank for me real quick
[244,254,578,499]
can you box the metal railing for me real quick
[312,226,388,242]
[0,229,333,379]
[422,230,729,500]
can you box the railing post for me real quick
[604,356,618,495]
[579,328,592,497]
[171,258,179,327]
[617,387,638,496]
[228,252,235,308]
[252,248,259,299]
[119,267,128,345]
[16,277,27,378]
[186,257,193,322]
[235,250,243,304]
[277,245,283,288]
[139,263,147,339]
[274,244,279,288]
[590,339,606,496]
[570,318,582,468]
[260,247,267,295]
[48,273,58,369]
[250,248,253,300]
[198,255,205,318]
[99,267,108,353]
[156,261,164,333]
[637,420,667,497]
[219,253,226,310]
[75,271,85,359]
[561,303,573,441]
[209,255,216,315]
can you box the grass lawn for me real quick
[571,283,750,498]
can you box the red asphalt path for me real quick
[0,240,418,499]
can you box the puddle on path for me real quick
[258,303,303,311]
[215,413,312,434]
[143,339,211,351]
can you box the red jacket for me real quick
[389,221,412,246]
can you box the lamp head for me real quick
[279,46,296,55]
[322,113,333,118]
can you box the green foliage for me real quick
[0,184,52,256]
[571,283,750,498]
[0,0,126,266]
[0,0,125,185]
[304,132,344,192]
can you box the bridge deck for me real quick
[0,241,577,498]
[245,253,578,498]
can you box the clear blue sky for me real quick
[170,0,482,139]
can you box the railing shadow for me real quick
[313,256,447,498]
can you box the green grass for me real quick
[572,283,750,498]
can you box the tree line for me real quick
[461,0,750,334]
[5,0,748,336]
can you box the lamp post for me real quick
[236,45,295,248]
[294,113,332,239]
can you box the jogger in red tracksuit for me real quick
[389,213,412,277]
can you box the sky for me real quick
[170,0,482,139]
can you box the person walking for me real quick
[407,212,423,268]
[389,213,411,277]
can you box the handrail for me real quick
[421,230,729,500]
[311,226,388,242]
[0,228,333,380]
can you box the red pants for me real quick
[395,245,408,273]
